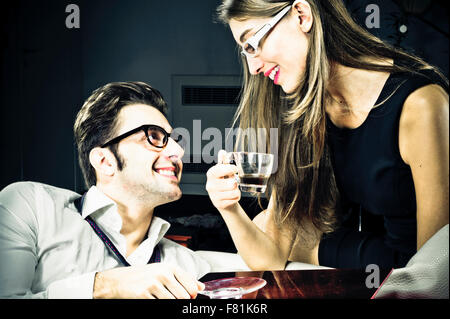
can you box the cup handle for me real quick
[222,152,239,183]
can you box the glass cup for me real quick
[228,152,274,193]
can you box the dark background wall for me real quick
[1,0,241,193]
[1,0,448,251]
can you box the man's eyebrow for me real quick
[239,28,253,43]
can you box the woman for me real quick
[206,0,448,269]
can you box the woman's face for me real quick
[229,8,310,94]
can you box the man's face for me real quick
[110,104,184,205]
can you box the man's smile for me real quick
[154,166,179,181]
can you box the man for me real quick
[0,82,210,298]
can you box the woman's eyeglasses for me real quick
[101,124,185,150]
[241,5,291,58]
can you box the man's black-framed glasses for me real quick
[101,124,185,150]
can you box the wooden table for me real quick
[200,268,391,299]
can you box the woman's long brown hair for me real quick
[217,0,448,237]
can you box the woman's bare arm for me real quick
[399,84,449,250]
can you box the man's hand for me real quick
[93,263,205,299]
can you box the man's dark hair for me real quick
[74,81,168,189]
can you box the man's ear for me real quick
[89,147,116,179]
[292,0,313,33]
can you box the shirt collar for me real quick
[147,216,171,245]
[125,216,171,265]
[80,186,117,219]
[80,186,171,248]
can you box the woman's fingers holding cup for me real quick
[218,149,229,164]
[206,150,241,210]
[206,176,238,192]
[206,162,238,180]
[208,189,241,210]
[216,189,241,201]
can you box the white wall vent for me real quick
[172,75,242,195]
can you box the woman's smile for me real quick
[265,65,281,84]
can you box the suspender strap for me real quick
[74,195,161,266]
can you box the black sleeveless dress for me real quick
[319,68,445,269]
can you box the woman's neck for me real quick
[325,59,392,128]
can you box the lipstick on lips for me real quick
[263,66,276,77]
[273,67,280,85]
[264,65,280,85]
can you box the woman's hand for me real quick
[206,150,241,211]
[206,151,294,270]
